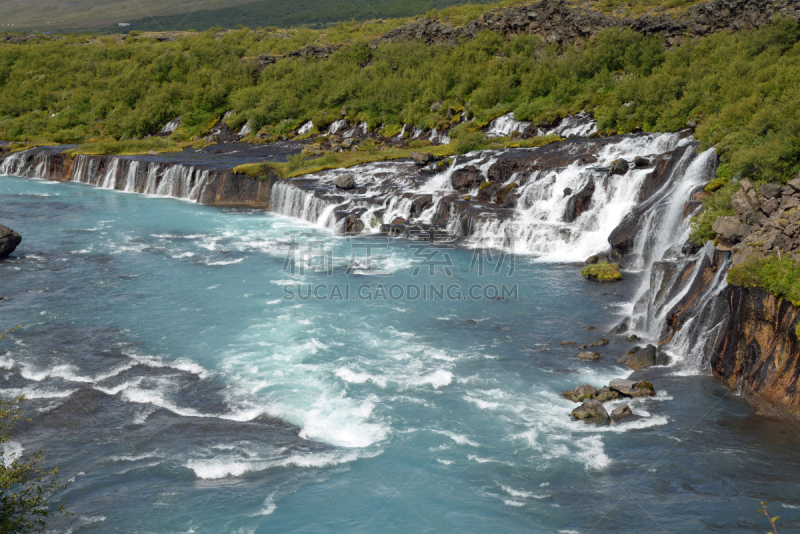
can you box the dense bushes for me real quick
[1,18,800,191]
[728,255,800,306]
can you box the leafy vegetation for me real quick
[727,255,800,306]
[64,138,184,156]
[1,13,799,194]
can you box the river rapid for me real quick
[2,161,800,532]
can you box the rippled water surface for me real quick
[1,175,800,533]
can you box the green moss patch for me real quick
[581,262,623,281]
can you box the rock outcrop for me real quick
[711,286,800,417]
[378,0,800,48]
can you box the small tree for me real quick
[0,394,69,533]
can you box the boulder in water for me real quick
[610,159,629,175]
[609,379,636,395]
[451,166,482,193]
[334,174,356,189]
[634,157,650,168]
[629,380,656,398]
[617,344,657,370]
[0,225,21,258]
[571,399,609,422]
[578,351,601,361]
[562,384,600,402]
[610,404,633,420]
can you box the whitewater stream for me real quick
[2,138,800,532]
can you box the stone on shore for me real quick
[0,225,22,258]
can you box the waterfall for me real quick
[464,133,690,260]
[0,151,30,177]
[487,113,532,137]
[99,158,120,189]
[122,161,140,192]
[271,181,340,228]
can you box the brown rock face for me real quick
[712,287,800,418]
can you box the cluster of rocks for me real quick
[564,379,656,423]
[711,173,800,265]
[0,224,22,259]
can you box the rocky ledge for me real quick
[712,172,800,264]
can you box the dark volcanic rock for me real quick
[563,178,595,222]
[451,166,483,193]
[610,159,629,175]
[0,225,22,258]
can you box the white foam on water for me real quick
[432,430,480,447]
[500,485,549,499]
[1,441,24,467]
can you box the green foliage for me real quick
[65,138,182,156]
[1,17,799,194]
[728,255,800,306]
[0,394,68,533]
[689,180,738,244]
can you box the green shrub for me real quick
[728,255,800,306]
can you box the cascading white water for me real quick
[122,161,140,192]
[298,121,314,135]
[0,151,30,177]
[271,181,340,228]
[487,113,532,137]
[99,158,120,189]
[464,133,691,260]
[548,111,597,138]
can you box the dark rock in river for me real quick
[563,178,595,222]
[571,399,609,422]
[0,225,22,258]
[334,174,356,189]
[578,351,601,361]
[609,159,629,175]
[617,344,658,370]
[562,383,600,402]
[451,166,483,193]
[610,404,633,420]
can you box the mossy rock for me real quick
[479,181,494,191]
[581,262,623,281]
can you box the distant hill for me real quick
[0,0,257,32]
[125,0,494,32]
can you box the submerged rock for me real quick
[0,225,22,258]
[571,399,609,422]
[629,380,657,398]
